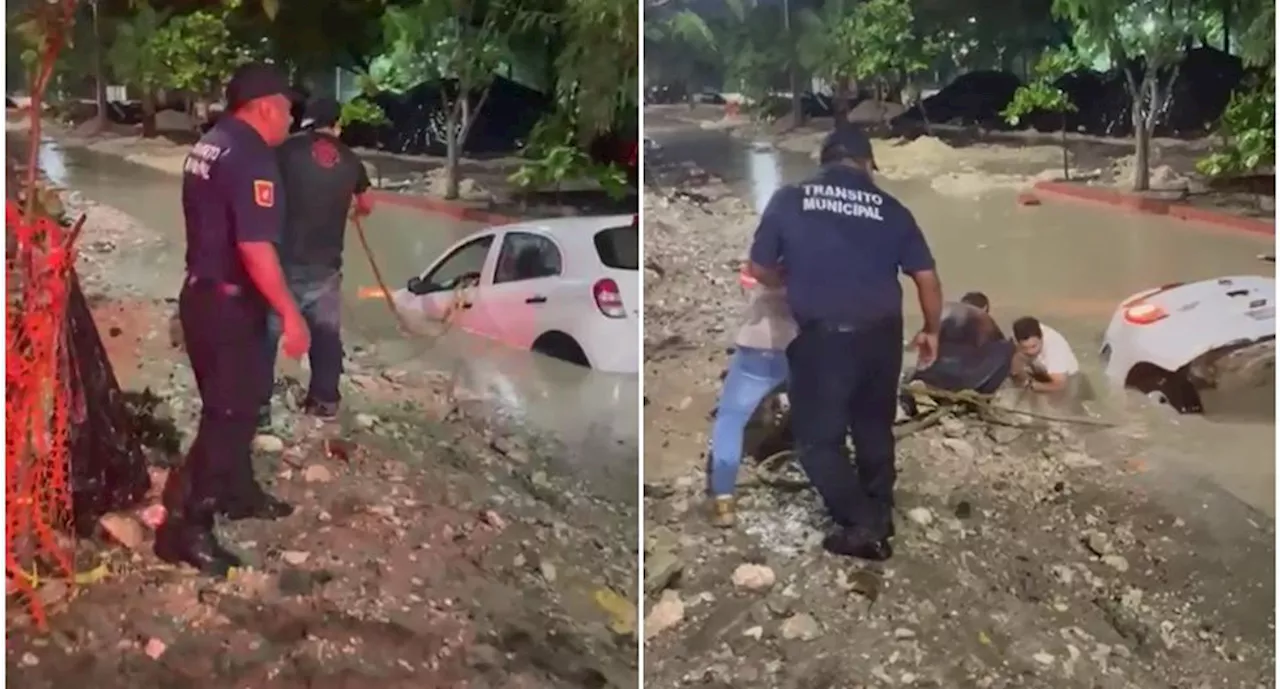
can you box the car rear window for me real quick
[594,225,638,270]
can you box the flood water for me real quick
[649,123,1277,517]
[36,139,639,501]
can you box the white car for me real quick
[392,215,639,374]
[1100,275,1276,412]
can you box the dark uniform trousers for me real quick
[176,277,271,520]
[786,317,903,537]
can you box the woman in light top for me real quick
[706,267,797,527]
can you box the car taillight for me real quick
[1123,302,1168,325]
[1122,282,1184,308]
[593,278,626,318]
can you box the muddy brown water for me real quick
[34,138,639,502]
[648,124,1276,517]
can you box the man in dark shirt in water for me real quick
[905,291,1014,407]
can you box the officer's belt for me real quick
[185,275,247,297]
[797,317,902,334]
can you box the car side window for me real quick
[493,232,563,285]
[425,235,494,291]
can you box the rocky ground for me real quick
[5,192,639,687]
[646,104,1273,218]
[641,187,1275,689]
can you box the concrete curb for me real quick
[1031,180,1275,236]
[366,190,520,226]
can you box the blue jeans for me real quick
[707,346,790,497]
[263,271,344,408]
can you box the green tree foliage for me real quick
[1052,0,1203,191]
[644,8,717,95]
[914,0,1062,77]
[150,3,255,101]
[796,0,859,119]
[538,0,640,142]
[376,0,525,199]
[1196,0,1273,178]
[1197,77,1275,177]
[1002,46,1083,178]
[845,0,938,123]
[105,2,171,136]
[338,96,389,127]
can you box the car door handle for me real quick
[459,302,473,309]
[525,295,547,304]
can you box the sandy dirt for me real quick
[640,186,1274,688]
[5,191,639,687]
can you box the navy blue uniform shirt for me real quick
[181,116,284,285]
[748,165,935,325]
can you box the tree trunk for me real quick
[1061,112,1070,180]
[140,91,157,139]
[445,100,462,201]
[1132,106,1151,191]
[790,74,804,128]
[1221,0,1231,53]
[833,76,850,126]
[91,0,108,133]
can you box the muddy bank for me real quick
[640,188,1274,688]
[6,193,639,688]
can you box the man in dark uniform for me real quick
[748,126,943,561]
[259,97,374,426]
[156,62,311,577]
[900,291,1014,416]
[911,291,1013,394]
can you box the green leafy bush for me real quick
[338,97,388,127]
[1196,78,1275,178]
[509,116,629,201]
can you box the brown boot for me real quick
[711,495,736,528]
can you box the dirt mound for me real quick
[154,109,192,133]
[846,99,905,124]
[895,135,956,159]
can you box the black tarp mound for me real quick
[893,48,1255,139]
[894,71,1024,130]
[343,76,552,157]
[64,274,151,535]
[755,92,833,119]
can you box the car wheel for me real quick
[532,332,590,369]
[1127,364,1203,413]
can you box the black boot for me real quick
[154,470,242,577]
[219,487,294,521]
[822,526,893,561]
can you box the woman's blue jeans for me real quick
[707,346,790,497]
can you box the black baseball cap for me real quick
[225,62,296,111]
[819,125,878,169]
[302,97,342,129]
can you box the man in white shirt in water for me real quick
[1010,316,1080,395]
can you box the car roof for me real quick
[463,214,634,254]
